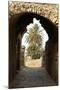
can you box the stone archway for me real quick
[9,2,58,88]
[9,12,58,87]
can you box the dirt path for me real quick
[24,56,43,68]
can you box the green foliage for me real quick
[27,44,43,59]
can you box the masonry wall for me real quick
[45,40,58,84]
[9,15,24,87]
[49,42,58,84]
[20,46,25,67]
[16,34,22,71]
[9,2,58,26]
[9,17,16,85]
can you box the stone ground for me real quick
[10,67,57,88]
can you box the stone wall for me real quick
[9,2,59,26]
[45,40,58,84]
[20,46,25,67]
[9,17,16,85]
[16,34,21,71]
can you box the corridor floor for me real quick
[10,67,56,88]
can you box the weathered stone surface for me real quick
[9,2,59,26]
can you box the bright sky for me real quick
[22,18,49,50]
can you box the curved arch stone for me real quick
[9,2,59,26]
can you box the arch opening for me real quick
[21,18,49,68]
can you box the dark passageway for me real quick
[10,67,56,88]
[9,12,58,88]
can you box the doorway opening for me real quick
[21,18,49,68]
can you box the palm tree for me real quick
[25,23,43,59]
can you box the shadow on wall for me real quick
[9,12,58,87]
